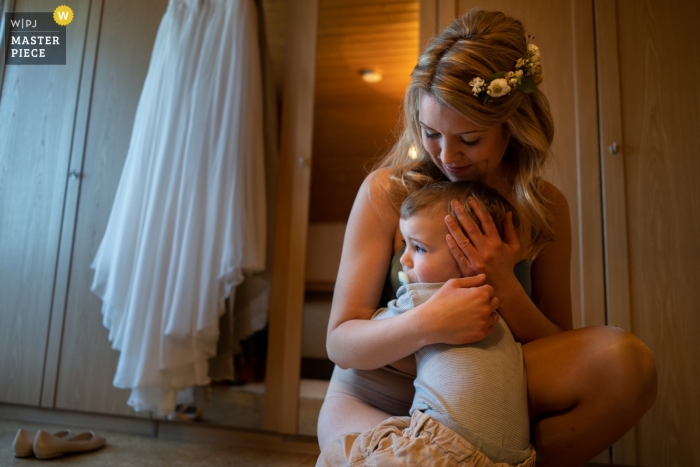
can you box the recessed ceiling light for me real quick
[359,68,382,83]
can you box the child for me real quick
[317,181,535,467]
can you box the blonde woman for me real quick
[318,9,657,467]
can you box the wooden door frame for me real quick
[41,0,104,409]
[264,0,319,435]
[593,1,636,463]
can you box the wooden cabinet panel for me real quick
[614,1,700,465]
[53,0,168,416]
[0,0,90,406]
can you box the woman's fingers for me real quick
[445,214,474,252]
[449,274,487,288]
[450,200,487,248]
[466,197,500,240]
[502,211,521,251]
[446,231,475,276]
[431,278,501,344]
[490,295,500,313]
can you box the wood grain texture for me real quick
[571,0,606,330]
[0,0,15,96]
[41,0,104,409]
[0,0,90,406]
[616,0,700,465]
[52,0,167,417]
[260,0,288,98]
[594,0,637,462]
[419,0,437,51]
[264,0,319,434]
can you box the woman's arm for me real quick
[327,169,500,370]
[445,182,573,343]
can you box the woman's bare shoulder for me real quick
[356,167,400,218]
[541,181,569,212]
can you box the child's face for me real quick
[399,211,462,283]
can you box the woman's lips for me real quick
[444,164,470,174]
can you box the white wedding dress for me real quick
[90,0,266,415]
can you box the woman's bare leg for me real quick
[523,326,657,467]
[317,396,392,451]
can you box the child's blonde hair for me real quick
[401,181,520,240]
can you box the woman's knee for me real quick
[317,396,391,451]
[525,326,657,416]
[595,326,657,409]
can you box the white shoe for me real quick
[33,430,106,459]
[12,429,71,457]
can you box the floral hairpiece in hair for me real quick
[468,43,541,104]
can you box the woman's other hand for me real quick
[418,274,500,345]
[445,197,521,295]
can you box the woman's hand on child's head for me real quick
[445,198,520,292]
[420,274,500,345]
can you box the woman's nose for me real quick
[440,138,462,164]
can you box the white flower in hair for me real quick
[469,43,541,104]
[469,77,485,96]
[486,78,511,98]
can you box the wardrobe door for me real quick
[0,0,91,406]
[52,0,168,416]
[603,1,700,464]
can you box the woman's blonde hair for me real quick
[376,9,555,258]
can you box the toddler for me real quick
[318,181,535,467]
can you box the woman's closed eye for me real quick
[461,138,480,146]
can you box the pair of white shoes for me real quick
[13,428,106,459]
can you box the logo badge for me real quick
[53,5,74,26]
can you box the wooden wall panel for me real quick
[310,102,402,221]
[310,0,418,222]
[594,1,635,461]
[41,0,103,408]
[53,0,167,416]
[260,0,288,98]
[615,1,700,465]
[264,0,319,434]
[0,0,90,406]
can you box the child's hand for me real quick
[418,274,500,345]
[445,198,520,296]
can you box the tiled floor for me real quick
[0,419,318,466]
